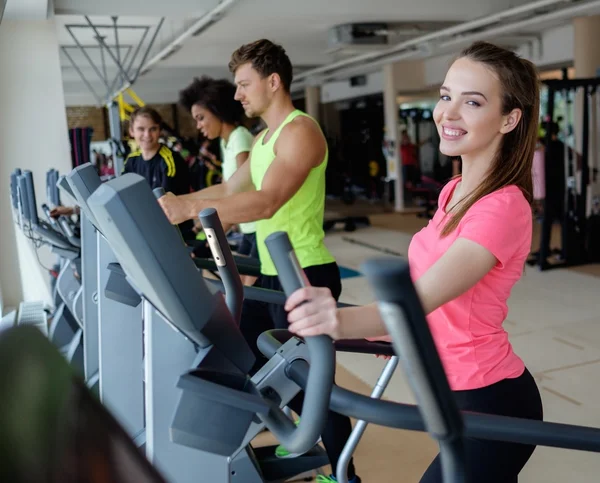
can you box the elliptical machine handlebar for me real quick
[152,188,187,245]
[260,231,336,456]
[199,208,244,324]
[362,258,467,483]
[152,187,165,198]
[361,258,464,441]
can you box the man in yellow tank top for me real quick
[158,39,360,483]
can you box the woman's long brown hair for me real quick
[441,41,539,236]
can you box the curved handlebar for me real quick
[361,258,464,441]
[58,217,75,238]
[262,231,335,455]
[199,208,244,324]
[152,188,186,244]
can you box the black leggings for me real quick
[237,232,259,260]
[240,262,356,480]
[420,368,543,483]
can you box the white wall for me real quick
[516,24,574,69]
[422,24,575,89]
[319,59,427,104]
[424,53,454,87]
[320,71,384,104]
[391,59,426,93]
[0,19,73,309]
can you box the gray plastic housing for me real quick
[86,173,255,374]
[171,370,269,456]
[65,163,102,227]
[199,207,244,324]
[23,171,39,226]
[259,231,335,455]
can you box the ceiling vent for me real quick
[327,23,389,56]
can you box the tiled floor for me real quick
[322,214,600,482]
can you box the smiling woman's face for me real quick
[433,57,509,160]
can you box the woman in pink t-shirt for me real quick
[284,41,543,482]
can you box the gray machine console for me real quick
[86,173,255,373]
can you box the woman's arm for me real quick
[286,238,498,340]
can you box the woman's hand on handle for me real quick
[285,287,343,340]
[286,290,390,342]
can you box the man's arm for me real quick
[158,149,255,223]
[236,151,249,169]
[159,118,324,225]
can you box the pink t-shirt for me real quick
[407,177,532,391]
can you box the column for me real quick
[0,18,73,309]
[383,63,404,211]
[305,85,321,123]
[572,16,600,216]
[573,16,600,77]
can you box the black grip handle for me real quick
[199,208,243,324]
[58,217,74,238]
[23,171,39,226]
[17,176,31,223]
[264,232,310,294]
[152,187,165,199]
[41,204,60,229]
[10,171,20,209]
[262,231,335,455]
[152,187,186,244]
[361,258,464,441]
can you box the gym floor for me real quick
[257,206,600,482]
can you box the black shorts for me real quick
[239,262,341,363]
[237,232,259,260]
[238,261,356,479]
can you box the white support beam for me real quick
[3,0,49,20]
[53,0,220,16]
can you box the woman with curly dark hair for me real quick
[179,76,258,259]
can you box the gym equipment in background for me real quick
[532,77,600,270]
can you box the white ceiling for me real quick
[4,0,48,19]
[53,0,220,17]
[10,0,587,105]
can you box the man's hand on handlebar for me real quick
[50,206,76,218]
[157,192,190,225]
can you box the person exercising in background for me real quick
[124,106,194,240]
[283,41,544,482]
[158,39,361,483]
[178,76,258,260]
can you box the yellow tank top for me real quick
[250,110,335,275]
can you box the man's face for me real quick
[234,62,272,118]
[129,115,160,151]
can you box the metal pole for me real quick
[106,46,134,101]
[439,438,468,483]
[85,16,133,85]
[61,47,103,106]
[66,26,110,90]
[125,26,150,78]
[113,17,123,85]
[336,356,399,483]
[97,36,108,83]
[133,18,165,82]
[107,102,124,175]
